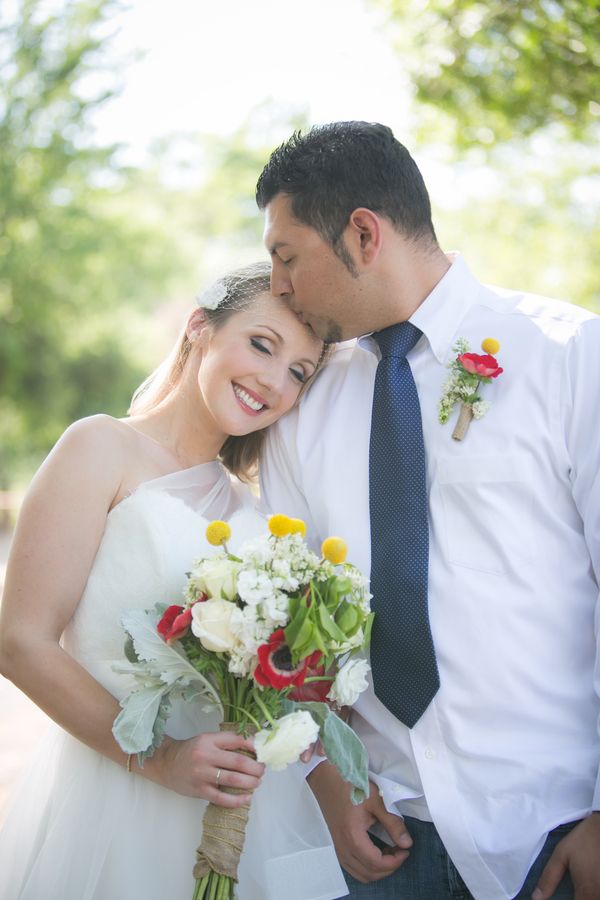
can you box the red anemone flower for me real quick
[157,604,193,644]
[254,630,322,691]
[288,655,332,702]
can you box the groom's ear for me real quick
[346,208,382,267]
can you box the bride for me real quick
[0,262,348,900]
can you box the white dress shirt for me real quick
[260,254,600,900]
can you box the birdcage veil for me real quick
[196,261,272,317]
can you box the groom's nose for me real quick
[270,259,293,298]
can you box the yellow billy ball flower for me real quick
[322,536,348,565]
[481,337,500,355]
[289,518,307,537]
[206,520,231,546]
[268,514,293,537]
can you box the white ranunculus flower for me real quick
[194,557,240,601]
[327,658,371,707]
[191,598,241,653]
[254,710,320,771]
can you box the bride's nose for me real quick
[255,362,286,399]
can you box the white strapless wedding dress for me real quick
[0,462,348,900]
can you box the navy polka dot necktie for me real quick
[369,321,440,728]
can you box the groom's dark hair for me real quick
[256,121,438,264]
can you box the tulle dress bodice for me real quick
[62,461,252,703]
[0,464,347,900]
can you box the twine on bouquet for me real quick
[193,723,255,890]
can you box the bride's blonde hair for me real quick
[129,261,326,482]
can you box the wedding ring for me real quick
[216,768,221,787]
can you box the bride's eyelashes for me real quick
[249,337,306,384]
[250,337,271,354]
[289,367,306,384]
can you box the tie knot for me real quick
[373,321,422,359]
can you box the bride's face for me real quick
[194,293,322,438]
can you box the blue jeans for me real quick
[340,817,576,899]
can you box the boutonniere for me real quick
[438,337,504,441]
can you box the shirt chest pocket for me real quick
[436,454,534,575]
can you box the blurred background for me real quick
[0,0,599,820]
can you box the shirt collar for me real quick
[358,253,481,365]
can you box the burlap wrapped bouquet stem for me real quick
[193,723,255,882]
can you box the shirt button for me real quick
[424,747,436,760]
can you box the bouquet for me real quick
[112,513,373,900]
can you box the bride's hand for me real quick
[147,733,265,807]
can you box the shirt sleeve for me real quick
[259,411,320,548]
[562,317,600,810]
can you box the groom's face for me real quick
[263,193,362,343]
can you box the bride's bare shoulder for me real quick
[32,415,139,500]
[55,414,136,460]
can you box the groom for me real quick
[255,122,600,900]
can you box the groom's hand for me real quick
[532,813,600,900]
[308,761,412,883]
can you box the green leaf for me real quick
[322,712,370,805]
[288,595,301,619]
[120,608,222,710]
[330,577,353,600]
[334,601,361,634]
[363,612,374,647]
[288,614,314,653]
[284,700,369,805]
[285,602,309,649]
[112,682,171,754]
[123,635,138,664]
[317,603,348,642]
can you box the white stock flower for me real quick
[230,605,270,656]
[191,598,242,653]
[192,557,240,601]
[254,710,320,771]
[471,399,491,420]
[237,569,274,605]
[261,591,290,627]
[238,535,274,566]
[327,658,371,707]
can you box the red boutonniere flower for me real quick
[253,629,322,690]
[457,352,503,379]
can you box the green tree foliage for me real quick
[143,103,310,277]
[0,0,187,485]
[370,0,599,313]
[376,0,600,144]
[431,154,600,312]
